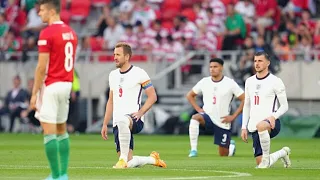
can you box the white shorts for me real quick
[35,82,72,124]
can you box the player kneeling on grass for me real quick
[241,51,291,168]
[186,58,245,157]
[101,42,166,169]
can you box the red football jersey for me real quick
[37,21,78,86]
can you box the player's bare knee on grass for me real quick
[191,114,205,126]
[218,146,229,156]
[256,121,271,132]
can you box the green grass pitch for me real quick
[0,133,320,180]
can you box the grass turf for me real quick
[0,133,320,180]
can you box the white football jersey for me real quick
[192,76,244,130]
[242,73,289,132]
[109,65,151,126]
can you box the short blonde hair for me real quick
[115,42,132,59]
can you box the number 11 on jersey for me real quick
[254,95,259,105]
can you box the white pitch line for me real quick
[291,167,320,170]
[0,165,252,179]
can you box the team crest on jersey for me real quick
[213,87,217,92]
[120,77,124,84]
[256,84,261,90]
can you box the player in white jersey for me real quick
[101,42,166,169]
[186,58,245,157]
[241,51,291,168]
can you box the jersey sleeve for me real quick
[37,30,52,53]
[231,79,244,97]
[192,78,204,94]
[139,69,152,90]
[108,72,114,91]
[271,78,289,119]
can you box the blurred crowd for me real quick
[0,0,319,133]
[0,73,80,133]
[0,0,319,62]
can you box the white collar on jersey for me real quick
[52,21,64,24]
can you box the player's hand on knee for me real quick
[101,125,108,140]
[131,111,143,120]
[221,115,235,123]
[266,116,276,129]
[196,108,205,113]
[241,129,248,143]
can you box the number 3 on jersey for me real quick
[64,42,74,72]
[254,95,259,105]
[213,96,216,104]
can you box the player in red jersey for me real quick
[29,0,77,180]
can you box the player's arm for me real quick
[223,81,245,123]
[231,93,245,119]
[32,31,50,100]
[186,79,204,113]
[138,80,157,115]
[271,78,289,120]
[232,81,245,119]
[102,89,113,128]
[186,90,203,113]
[241,80,250,130]
[102,74,114,140]
[32,53,49,96]
[241,80,250,142]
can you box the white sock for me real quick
[269,149,287,166]
[189,119,200,151]
[228,143,235,156]
[118,118,131,162]
[127,156,156,168]
[258,130,270,158]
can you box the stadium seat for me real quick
[131,55,147,62]
[221,0,239,6]
[92,0,111,8]
[161,0,181,10]
[162,20,174,30]
[161,9,179,21]
[216,36,224,50]
[181,8,196,22]
[90,37,104,52]
[61,0,68,10]
[181,0,199,8]
[70,0,91,21]
[89,37,109,62]
[60,10,71,24]
[161,0,181,20]
[155,10,161,20]
[98,55,113,62]
[16,9,27,27]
